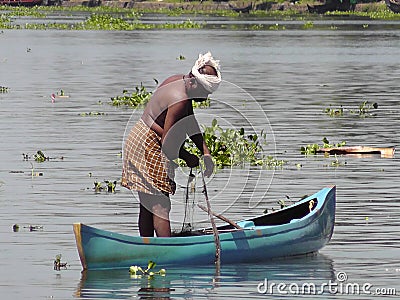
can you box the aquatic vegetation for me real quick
[326,8,400,20]
[324,105,344,117]
[110,84,152,108]
[12,224,19,232]
[301,137,346,155]
[177,54,186,60]
[181,119,285,168]
[79,111,106,116]
[3,6,46,18]
[54,254,68,271]
[57,89,66,96]
[34,150,48,162]
[268,23,286,30]
[81,13,136,30]
[0,86,9,93]
[12,224,43,232]
[161,19,203,29]
[329,154,346,167]
[303,21,314,29]
[192,98,210,108]
[0,7,203,30]
[1,3,399,31]
[350,100,378,118]
[324,101,377,118]
[129,261,166,278]
[23,151,63,163]
[94,180,117,193]
[249,24,265,30]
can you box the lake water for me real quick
[0,15,399,299]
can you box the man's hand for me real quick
[203,154,214,177]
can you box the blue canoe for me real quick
[73,186,336,270]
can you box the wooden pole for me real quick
[197,204,242,230]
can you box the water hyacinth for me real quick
[181,119,284,168]
[300,137,346,155]
[34,150,48,162]
[129,261,166,278]
[0,86,9,93]
[110,84,152,108]
[324,101,378,118]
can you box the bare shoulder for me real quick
[155,74,188,106]
[160,74,184,87]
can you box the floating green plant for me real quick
[129,261,166,278]
[12,224,19,232]
[110,84,152,108]
[324,105,344,117]
[268,23,286,30]
[350,100,378,118]
[329,154,346,168]
[303,21,314,29]
[54,254,68,271]
[1,9,203,30]
[94,180,117,193]
[181,119,285,168]
[81,13,135,30]
[0,86,9,93]
[300,137,346,155]
[324,101,377,118]
[34,150,48,162]
[192,98,210,109]
[79,111,106,116]
[29,161,43,178]
[250,24,265,30]
[57,89,66,96]
[12,224,43,232]
[23,151,63,163]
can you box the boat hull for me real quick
[74,186,336,270]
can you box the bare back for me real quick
[141,74,190,137]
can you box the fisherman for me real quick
[122,52,222,237]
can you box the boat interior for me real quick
[172,198,318,237]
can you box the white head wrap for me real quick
[191,51,221,93]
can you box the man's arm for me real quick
[161,99,191,161]
[186,104,210,155]
[186,105,214,176]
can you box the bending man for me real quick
[122,52,222,237]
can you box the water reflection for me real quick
[75,254,334,299]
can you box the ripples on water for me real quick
[0,19,399,299]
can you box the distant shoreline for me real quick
[60,0,383,13]
[61,0,299,11]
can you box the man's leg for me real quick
[138,192,171,237]
[138,193,154,237]
[152,202,171,237]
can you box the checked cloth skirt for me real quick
[121,119,176,195]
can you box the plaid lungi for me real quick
[121,119,176,195]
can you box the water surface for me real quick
[0,19,399,299]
